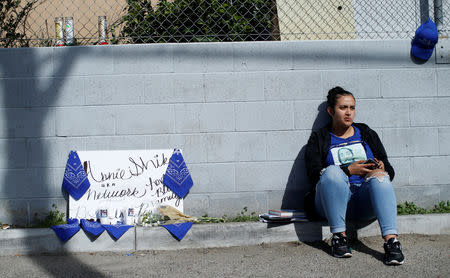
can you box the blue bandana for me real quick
[51,218,80,242]
[103,224,133,240]
[163,149,193,198]
[80,219,105,237]
[62,151,90,200]
[162,222,193,241]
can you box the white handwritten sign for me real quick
[68,149,183,223]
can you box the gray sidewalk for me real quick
[1,234,449,278]
[1,214,449,256]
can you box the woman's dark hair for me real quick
[327,86,354,109]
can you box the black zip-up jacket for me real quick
[304,123,395,218]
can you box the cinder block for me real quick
[235,132,267,161]
[348,40,411,68]
[321,70,380,99]
[266,190,286,210]
[440,185,450,203]
[29,198,67,225]
[437,69,450,96]
[55,106,115,136]
[293,100,327,130]
[183,193,210,217]
[389,157,410,187]
[0,168,57,199]
[0,138,27,169]
[235,161,292,191]
[85,75,144,105]
[410,98,450,127]
[439,128,450,155]
[382,128,439,157]
[204,72,264,102]
[146,134,208,163]
[189,163,235,193]
[411,156,450,185]
[0,79,28,107]
[0,107,56,138]
[85,135,146,151]
[113,44,173,74]
[207,192,267,217]
[116,105,175,135]
[27,77,85,107]
[27,137,86,168]
[264,71,322,100]
[205,133,236,162]
[380,69,436,98]
[205,43,234,72]
[357,99,409,128]
[266,130,309,161]
[233,42,292,71]
[54,46,114,76]
[0,199,29,225]
[174,103,234,133]
[0,47,53,78]
[235,101,294,131]
[394,185,441,208]
[144,74,205,103]
[173,43,207,73]
[292,40,350,70]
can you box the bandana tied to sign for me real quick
[103,224,133,240]
[62,151,90,200]
[162,222,193,241]
[51,218,80,242]
[80,219,105,237]
[163,149,193,198]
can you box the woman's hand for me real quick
[348,160,374,176]
[374,158,385,171]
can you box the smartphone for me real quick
[362,159,379,170]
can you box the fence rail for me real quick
[1,0,448,47]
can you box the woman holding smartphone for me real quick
[304,86,404,265]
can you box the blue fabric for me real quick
[62,151,90,200]
[314,165,398,236]
[162,222,193,241]
[163,149,193,198]
[411,18,438,60]
[325,126,374,184]
[80,219,105,236]
[51,218,80,242]
[103,224,133,240]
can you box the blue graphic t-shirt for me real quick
[325,126,374,184]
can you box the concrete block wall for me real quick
[0,40,449,225]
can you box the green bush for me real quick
[33,204,66,228]
[121,0,278,43]
[397,201,450,215]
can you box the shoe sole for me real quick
[333,252,352,258]
[385,259,404,265]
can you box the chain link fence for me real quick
[1,0,448,47]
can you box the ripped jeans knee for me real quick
[365,170,389,183]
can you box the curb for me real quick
[1,214,448,256]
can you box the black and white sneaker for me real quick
[331,233,352,258]
[384,238,405,265]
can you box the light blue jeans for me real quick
[314,165,398,237]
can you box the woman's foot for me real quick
[331,233,352,258]
[383,237,405,265]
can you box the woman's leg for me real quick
[348,172,398,237]
[314,165,351,234]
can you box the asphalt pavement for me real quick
[1,234,449,278]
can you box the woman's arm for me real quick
[304,131,324,188]
[367,128,395,181]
